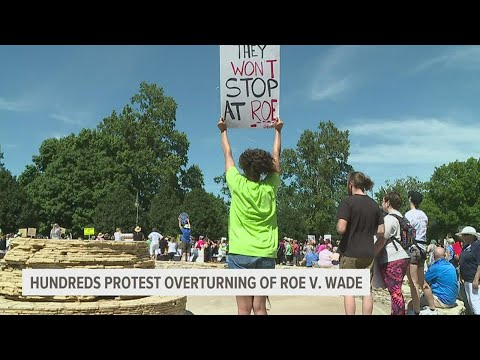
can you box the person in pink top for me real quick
[318,243,334,268]
[196,236,206,249]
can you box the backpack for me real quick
[386,213,417,251]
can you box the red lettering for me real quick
[261,101,272,121]
[251,100,262,122]
[230,62,244,76]
[250,99,277,123]
[231,61,265,77]
[270,99,278,121]
[244,61,255,76]
[266,59,277,78]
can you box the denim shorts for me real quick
[228,254,276,269]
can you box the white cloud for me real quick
[49,132,68,140]
[2,144,17,149]
[51,112,90,126]
[345,117,479,165]
[310,46,359,101]
[311,76,352,101]
[0,97,29,112]
[412,46,480,73]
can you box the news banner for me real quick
[22,269,369,296]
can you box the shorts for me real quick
[420,293,455,309]
[409,245,426,265]
[340,255,374,289]
[178,241,191,253]
[228,254,276,269]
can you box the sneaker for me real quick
[419,307,438,315]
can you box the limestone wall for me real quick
[0,295,186,315]
[3,238,154,269]
[0,238,187,314]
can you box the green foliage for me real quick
[214,173,230,205]
[94,183,138,234]
[18,82,208,236]
[181,165,204,191]
[148,187,183,236]
[0,167,37,233]
[277,195,307,241]
[180,188,228,239]
[374,176,427,215]
[278,121,353,238]
[422,157,480,240]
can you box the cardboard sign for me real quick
[220,45,280,129]
[324,234,332,242]
[84,228,95,236]
[19,228,28,237]
[27,228,37,237]
[307,235,316,242]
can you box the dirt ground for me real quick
[186,295,391,315]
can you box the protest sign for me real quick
[84,228,95,236]
[220,45,280,128]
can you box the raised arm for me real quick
[272,117,283,174]
[218,117,235,172]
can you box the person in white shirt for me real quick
[114,228,122,242]
[375,191,410,315]
[318,243,334,268]
[404,190,428,315]
[167,239,177,261]
[148,228,163,259]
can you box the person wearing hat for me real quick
[96,232,105,240]
[457,226,480,315]
[133,226,144,241]
[404,190,428,315]
[50,223,61,240]
[218,116,283,315]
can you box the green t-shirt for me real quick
[226,167,280,258]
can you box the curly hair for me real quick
[239,148,274,180]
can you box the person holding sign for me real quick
[218,116,283,315]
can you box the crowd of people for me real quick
[1,116,478,316]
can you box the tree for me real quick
[180,188,228,239]
[0,155,37,233]
[148,187,184,236]
[374,176,427,215]
[94,183,138,235]
[181,165,204,192]
[213,174,230,205]
[278,121,353,237]
[19,82,205,235]
[422,157,480,240]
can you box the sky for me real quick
[0,45,479,196]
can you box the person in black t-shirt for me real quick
[133,226,145,241]
[336,171,385,315]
